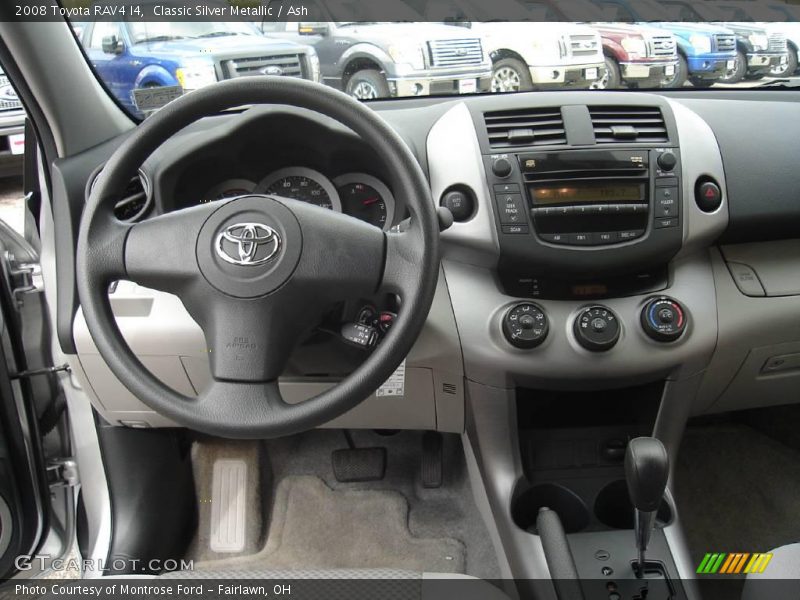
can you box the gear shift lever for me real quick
[625,437,669,575]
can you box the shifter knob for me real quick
[625,437,669,575]
[625,437,669,512]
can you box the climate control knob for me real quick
[574,305,620,352]
[641,297,687,342]
[503,303,549,349]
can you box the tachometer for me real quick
[334,173,395,231]
[256,167,341,212]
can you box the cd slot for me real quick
[524,170,648,182]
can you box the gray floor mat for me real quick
[198,475,465,573]
[674,423,800,562]
[187,431,501,579]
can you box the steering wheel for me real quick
[76,78,439,439]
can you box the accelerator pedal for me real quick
[421,431,443,489]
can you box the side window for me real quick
[88,22,121,50]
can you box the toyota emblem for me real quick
[215,223,281,266]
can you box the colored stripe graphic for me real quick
[733,553,750,574]
[696,553,713,573]
[719,553,736,574]
[698,552,774,574]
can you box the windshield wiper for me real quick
[141,35,186,43]
[197,31,236,38]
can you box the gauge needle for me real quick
[362,197,379,206]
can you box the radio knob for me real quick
[492,157,513,178]
[657,151,677,171]
[641,297,687,342]
[574,305,620,352]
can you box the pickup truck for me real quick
[525,0,678,89]
[410,0,605,91]
[589,0,738,88]
[260,0,492,99]
[76,21,319,117]
[767,2,800,76]
[0,67,24,177]
[695,0,790,82]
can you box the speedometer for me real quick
[256,167,341,212]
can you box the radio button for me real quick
[570,233,593,245]
[494,183,520,194]
[655,217,679,229]
[496,193,526,224]
[596,232,616,244]
[618,229,645,241]
[502,225,529,235]
[655,177,679,187]
[554,205,574,216]
[539,232,569,244]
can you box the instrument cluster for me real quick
[203,167,396,231]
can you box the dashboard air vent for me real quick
[113,173,151,222]
[484,107,566,149]
[91,169,152,222]
[589,106,668,144]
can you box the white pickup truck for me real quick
[415,0,606,91]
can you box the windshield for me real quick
[61,0,798,121]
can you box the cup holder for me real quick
[594,479,672,530]
[512,483,590,534]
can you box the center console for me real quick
[427,93,729,595]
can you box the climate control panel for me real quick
[501,298,688,352]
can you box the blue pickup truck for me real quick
[76,21,319,117]
[589,0,738,87]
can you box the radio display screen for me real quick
[530,183,645,205]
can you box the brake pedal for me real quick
[332,447,387,482]
[421,431,443,489]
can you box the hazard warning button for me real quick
[695,179,722,213]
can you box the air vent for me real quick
[589,106,668,144]
[484,107,567,149]
[90,169,152,222]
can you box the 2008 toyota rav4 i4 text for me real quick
[1,1,800,600]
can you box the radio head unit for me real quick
[485,148,683,283]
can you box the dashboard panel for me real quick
[55,89,800,432]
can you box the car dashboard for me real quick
[57,88,800,432]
